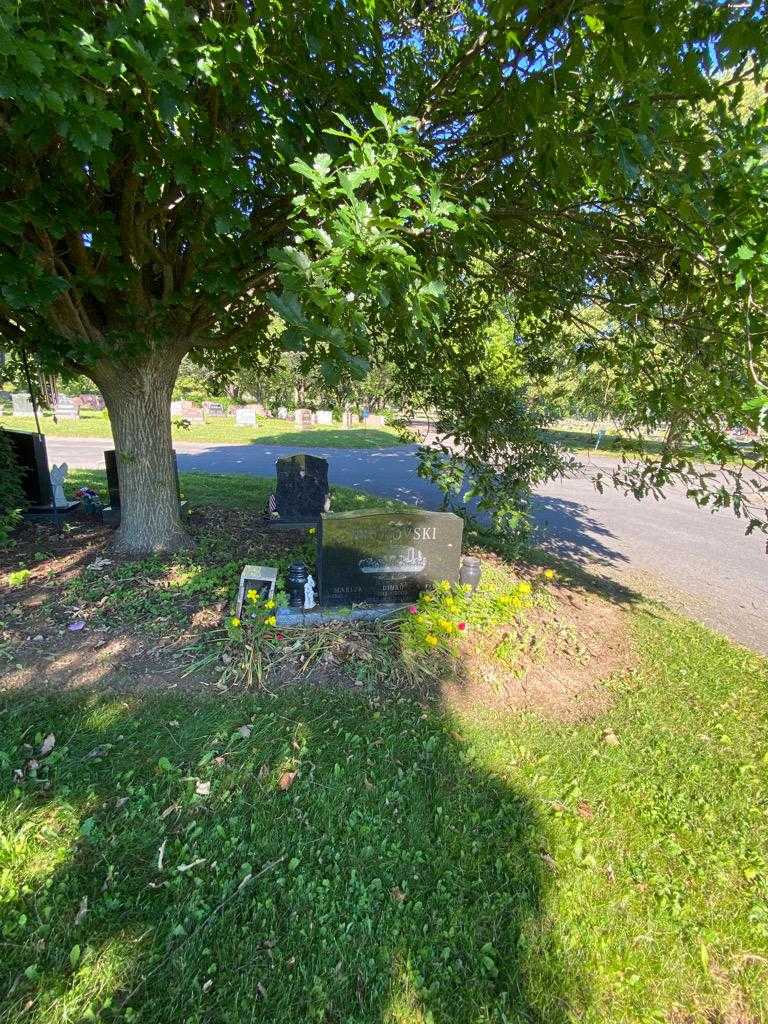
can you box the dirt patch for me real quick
[1,512,634,718]
[0,510,307,696]
[438,578,635,721]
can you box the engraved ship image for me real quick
[358,547,427,574]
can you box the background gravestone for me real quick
[235,406,257,426]
[54,397,79,419]
[12,393,34,417]
[315,410,333,425]
[294,408,313,427]
[318,509,463,605]
[274,454,329,525]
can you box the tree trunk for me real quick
[95,349,193,556]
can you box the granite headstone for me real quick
[5,430,80,521]
[318,509,463,606]
[274,454,330,525]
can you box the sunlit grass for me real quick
[1,611,766,1023]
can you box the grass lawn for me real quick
[1,410,404,449]
[1,474,767,1023]
[543,424,759,466]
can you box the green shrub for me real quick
[0,427,26,544]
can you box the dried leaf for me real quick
[258,763,270,781]
[157,840,166,871]
[390,887,406,903]
[602,729,620,747]
[277,770,297,791]
[539,850,557,872]
[576,800,594,820]
[39,733,55,758]
[177,858,206,873]
[236,725,252,739]
[195,780,211,796]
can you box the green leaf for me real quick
[69,945,81,968]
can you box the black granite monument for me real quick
[272,453,330,528]
[317,509,463,606]
[6,430,79,522]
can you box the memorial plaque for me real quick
[274,453,329,524]
[315,410,333,425]
[203,401,225,417]
[295,408,313,427]
[54,397,79,419]
[318,509,463,606]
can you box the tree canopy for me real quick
[0,0,766,549]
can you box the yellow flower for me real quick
[264,599,276,609]
[422,594,434,604]
[518,581,532,594]
[438,618,453,633]
[266,615,277,626]
[230,616,241,628]
[424,634,439,647]
[544,569,555,580]
[246,589,259,602]
[308,527,316,535]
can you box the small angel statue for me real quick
[304,574,317,610]
[50,463,69,508]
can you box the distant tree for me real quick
[1,1,766,552]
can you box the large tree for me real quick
[1,0,766,553]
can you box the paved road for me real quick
[48,437,767,655]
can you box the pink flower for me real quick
[408,606,418,614]
[276,632,285,640]
[457,622,467,631]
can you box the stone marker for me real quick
[273,453,330,526]
[54,397,79,419]
[12,392,34,417]
[236,564,278,617]
[318,509,463,606]
[295,408,313,427]
[203,401,225,417]
[315,410,333,425]
[235,406,257,426]
[77,393,106,411]
[5,430,80,522]
[366,413,386,428]
[342,411,359,428]
[277,406,289,419]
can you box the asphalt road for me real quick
[47,436,767,655]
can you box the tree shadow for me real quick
[530,494,630,567]
[240,427,402,449]
[0,682,590,1023]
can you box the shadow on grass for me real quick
[0,682,589,1023]
[245,427,403,449]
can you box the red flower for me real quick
[457,622,467,631]
[408,606,418,614]
[276,632,285,640]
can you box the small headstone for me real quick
[54,397,79,420]
[274,453,330,525]
[236,565,278,617]
[254,403,266,417]
[12,393,34,417]
[318,509,463,606]
[315,410,334,425]
[366,414,386,428]
[203,401,225,417]
[295,408,313,427]
[170,400,185,416]
[277,406,289,420]
[235,406,257,426]
[342,411,359,428]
